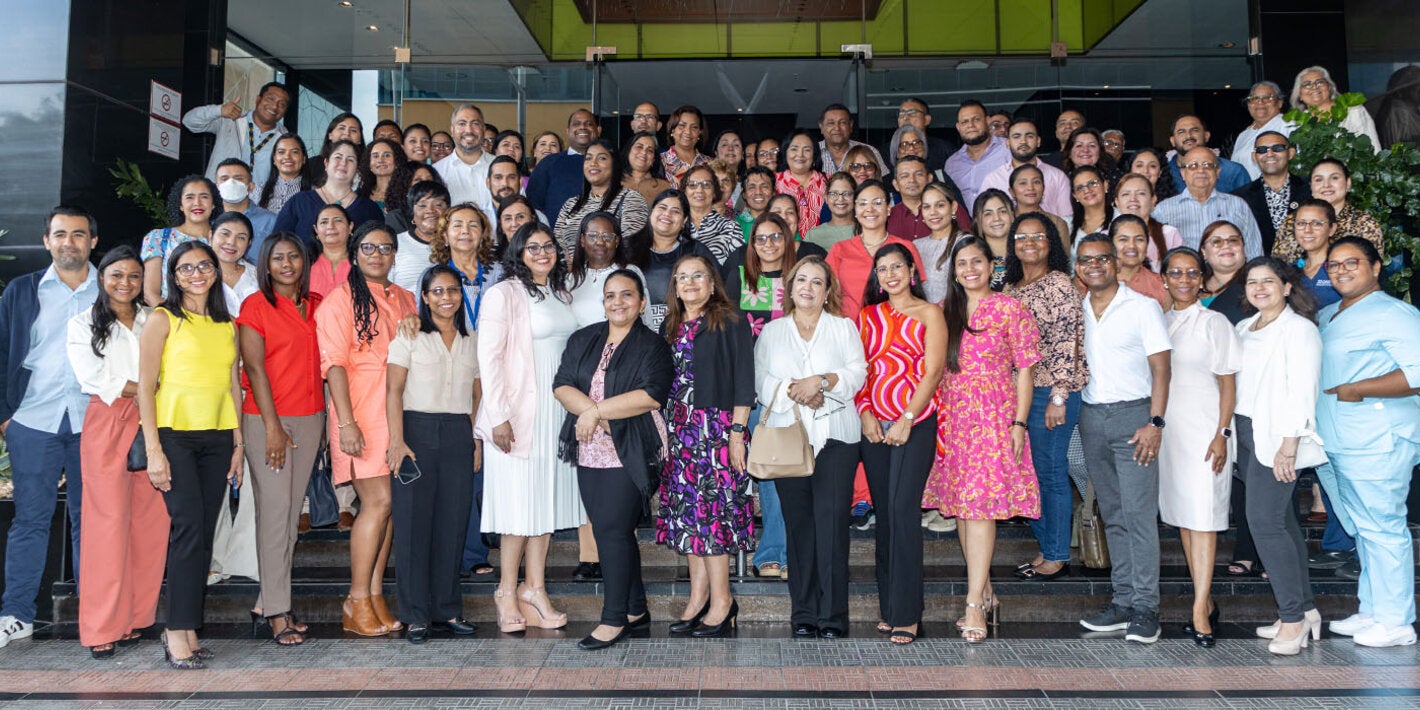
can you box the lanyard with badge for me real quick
[448,259,487,330]
[247,118,278,167]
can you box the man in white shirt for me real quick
[1231,81,1295,181]
[433,104,495,220]
[943,100,1010,208]
[183,82,290,187]
[1074,234,1172,646]
[978,117,1072,222]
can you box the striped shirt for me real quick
[855,301,937,422]
[1150,189,1264,259]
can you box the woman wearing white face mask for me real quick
[273,140,384,253]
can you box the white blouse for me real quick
[753,312,868,451]
[66,307,150,405]
[568,264,647,328]
[223,260,259,316]
[387,328,479,414]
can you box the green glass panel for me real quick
[907,0,996,54]
[730,21,820,58]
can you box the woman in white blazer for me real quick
[1232,256,1325,656]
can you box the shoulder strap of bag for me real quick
[760,382,805,428]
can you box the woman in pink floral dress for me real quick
[924,235,1042,642]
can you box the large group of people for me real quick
[0,65,1417,665]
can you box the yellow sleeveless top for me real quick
[154,308,238,430]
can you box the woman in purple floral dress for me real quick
[656,254,756,637]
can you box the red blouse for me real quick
[237,291,325,417]
[855,301,937,423]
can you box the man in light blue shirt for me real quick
[214,158,276,257]
[1151,147,1264,259]
[943,100,1011,209]
[0,206,99,648]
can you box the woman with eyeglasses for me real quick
[924,236,1042,643]
[555,139,649,257]
[1108,215,1169,309]
[1291,66,1382,152]
[1002,214,1086,584]
[1290,199,1343,308]
[657,254,755,637]
[136,241,243,668]
[774,130,827,237]
[621,131,673,206]
[315,221,417,636]
[754,256,867,638]
[1200,220,1250,325]
[915,182,970,303]
[856,242,946,646]
[1157,246,1241,647]
[754,137,781,173]
[806,172,858,251]
[826,180,925,319]
[1316,236,1420,648]
[1067,166,1113,247]
[477,223,582,634]
[682,164,747,265]
[383,265,481,643]
[1271,159,1385,263]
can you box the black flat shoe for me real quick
[817,627,845,639]
[793,623,818,637]
[578,626,629,650]
[691,601,738,638]
[669,602,710,634]
[574,561,603,581]
[434,618,477,635]
[1016,562,1071,581]
[627,612,652,630]
[406,624,429,644]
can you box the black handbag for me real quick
[304,440,340,528]
[126,428,148,472]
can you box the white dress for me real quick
[568,264,646,328]
[481,286,584,535]
[1158,303,1241,531]
[210,262,261,583]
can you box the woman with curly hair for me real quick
[1130,147,1178,201]
[622,131,673,205]
[315,221,417,636]
[140,175,222,305]
[358,139,411,213]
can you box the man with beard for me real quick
[487,156,550,226]
[1229,131,1309,255]
[434,104,496,218]
[183,81,290,187]
[1164,115,1250,194]
[978,117,1072,221]
[944,99,1010,208]
[0,207,100,649]
[527,108,602,227]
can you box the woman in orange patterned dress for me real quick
[923,235,1042,643]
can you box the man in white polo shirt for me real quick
[434,104,495,220]
[1074,234,1172,645]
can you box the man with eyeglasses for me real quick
[1229,131,1310,255]
[0,206,100,649]
[818,104,888,176]
[1164,115,1250,195]
[889,97,957,169]
[978,117,1072,222]
[1231,81,1295,180]
[1152,146,1264,258]
[1101,130,1126,164]
[944,99,1010,208]
[434,104,497,220]
[527,109,603,228]
[1073,233,1172,645]
[628,101,662,138]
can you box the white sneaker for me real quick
[1353,622,1417,648]
[0,616,34,649]
[1330,612,1376,637]
[928,515,958,533]
[921,510,941,529]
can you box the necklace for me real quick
[321,185,352,205]
[861,233,888,252]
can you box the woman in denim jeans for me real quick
[1002,213,1087,580]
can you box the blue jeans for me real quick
[1315,463,1356,552]
[1026,388,1080,563]
[459,465,489,570]
[2,414,83,624]
[747,405,786,568]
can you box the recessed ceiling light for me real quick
[736,107,743,112]
[338,1,353,6]
[1103,84,1110,89]
[611,110,620,115]
[1224,84,1232,89]
[366,25,379,31]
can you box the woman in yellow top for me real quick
[137,241,243,670]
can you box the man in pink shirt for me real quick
[978,117,1072,222]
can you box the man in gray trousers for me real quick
[1074,234,1173,644]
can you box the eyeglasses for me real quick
[358,243,395,256]
[1164,268,1203,280]
[827,190,854,199]
[1300,79,1329,90]
[425,286,460,297]
[1183,161,1218,171]
[1325,258,1364,273]
[631,112,658,122]
[1072,179,1102,193]
[1205,236,1243,247]
[431,141,453,150]
[1254,144,1290,154]
[1246,94,1280,103]
[684,180,714,190]
[855,198,888,208]
[897,108,924,118]
[674,271,709,283]
[175,261,216,276]
[524,242,557,255]
[757,148,780,158]
[899,139,924,149]
[1013,232,1048,242]
[1102,140,1123,150]
[1075,254,1115,266]
[846,162,875,173]
[753,232,786,245]
[1295,219,1330,230]
[874,262,909,276]
[583,231,617,244]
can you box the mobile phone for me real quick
[396,456,422,485]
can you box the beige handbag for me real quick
[746,385,815,480]
[1075,479,1111,569]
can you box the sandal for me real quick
[517,585,568,629]
[117,632,143,647]
[960,603,990,643]
[472,564,495,576]
[876,620,892,634]
[756,563,782,577]
[1225,560,1260,577]
[494,586,527,634]
[271,614,306,646]
[889,625,919,645]
[90,643,116,659]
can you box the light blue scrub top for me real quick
[1316,290,1420,456]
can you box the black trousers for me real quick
[860,415,938,627]
[777,439,859,632]
[392,412,475,625]
[159,428,232,631]
[578,465,647,626]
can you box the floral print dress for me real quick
[655,317,755,555]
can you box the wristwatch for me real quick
[1050,395,1066,406]
[1149,415,1166,429]
[730,423,747,434]
[1219,427,1233,438]
[819,375,831,392]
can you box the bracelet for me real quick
[1011,420,1029,431]
[337,419,357,429]
[234,442,246,448]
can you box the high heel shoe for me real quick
[670,601,711,634]
[493,587,527,634]
[1256,608,1321,639]
[249,611,269,639]
[342,595,389,636]
[517,585,568,629]
[957,596,1000,629]
[961,602,991,643]
[160,631,204,670]
[1268,616,1318,655]
[370,595,402,632]
[1184,602,1220,647]
[691,600,739,637]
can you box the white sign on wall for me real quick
[149,81,182,124]
[148,116,180,160]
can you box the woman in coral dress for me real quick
[924,235,1042,643]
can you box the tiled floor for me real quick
[1,623,1418,708]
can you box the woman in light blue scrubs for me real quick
[1315,236,1420,649]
